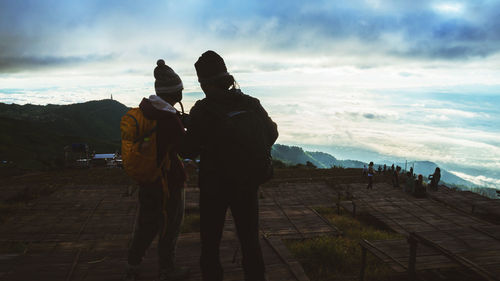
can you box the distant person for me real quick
[121,60,189,281]
[383,164,387,174]
[392,166,401,188]
[362,164,368,176]
[410,167,414,177]
[391,164,395,172]
[404,171,415,193]
[377,165,382,174]
[181,51,278,281]
[428,167,441,191]
[367,162,375,189]
[414,174,427,197]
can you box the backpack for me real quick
[204,100,273,185]
[120,108,171,184]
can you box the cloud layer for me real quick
[2,0,500,73]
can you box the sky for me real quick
[1,0,500,188]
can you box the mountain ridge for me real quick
[271,143,476,188]
[0,99,128,169]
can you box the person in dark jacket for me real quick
[429,167,441,191]
[367,162,375,189]
[182,50,278,281]
[414,174,427,197]
[392,166,401,188]
[124,60,189,281]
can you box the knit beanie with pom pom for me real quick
[154,59,183,95]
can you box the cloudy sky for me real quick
[1,0,499,187]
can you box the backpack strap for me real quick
[124,113,140,137]
[123,113,158,143]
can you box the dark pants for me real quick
[199,180,266,281]
[128,181,185,270]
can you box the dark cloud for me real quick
[206,1,500,60]
[0,54,115,72]
[335,112,388,121]
[1,0,500,72]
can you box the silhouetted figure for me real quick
[383,164,387,174]
[182,51,278,281]
[367,162,374,189]
[404,172,415,193]
[409,167,414,177]
[362,164,368,176]
[123,60,189,281]
[377,165,382,174]
[414,174,426,197]
[392,166,401,188]
[428,167,441,191]
[391,164,395,172]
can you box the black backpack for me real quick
[204,99,273,185]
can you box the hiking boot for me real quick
[123,264,140,281]
[158,266,190,281]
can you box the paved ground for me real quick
[0,180,342,281]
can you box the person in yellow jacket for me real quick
[123,60,189,281]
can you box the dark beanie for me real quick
[194,50,230,84]
[154,59,183,95]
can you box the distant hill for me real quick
[272,144,365,169]
[0,99,128,169]
[272,144,476,188]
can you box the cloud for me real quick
[0,54,115,72]
[450,171,500,188]
[2,0,500,74]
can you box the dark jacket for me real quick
[181,89,278,185]
[139,98,186,189]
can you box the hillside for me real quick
[0,99,128,169]
[272,144,366,169]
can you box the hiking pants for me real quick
[128,181,185,270]
[199,181,266,281]
[367,175,373,189]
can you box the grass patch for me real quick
[285,207,403,281]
